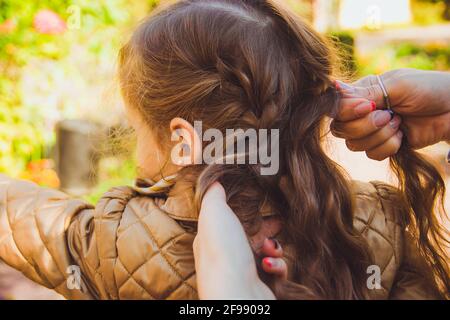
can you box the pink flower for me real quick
[33,9,66,35]
[0,18,17,34]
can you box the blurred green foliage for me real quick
[358,43,450,75]
[0,0,132,64]
[413,0,450,22]
[0,0,158,176]
[329,31,357,74]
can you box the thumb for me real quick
[336,80,386,109]
[202,182,226,203]
[200,182,229,217]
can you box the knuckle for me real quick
[368,136,401,161]
[393,135,402,150]
[331,123,346,138]
[367,86,377,101]
[366,150,386,161]
[346,140,363,151]
[345,140,356,151]
[357,74,377,88]
[341,121,364,138]
[379,125,396,142]
[367,74,378,86]
[330,129,341,138]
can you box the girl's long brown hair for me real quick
[119,0,449,299]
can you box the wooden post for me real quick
[55,119,103,195]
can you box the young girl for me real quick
[0,0,448,299]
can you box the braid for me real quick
[120,0,449,299]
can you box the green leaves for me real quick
[0,0,151,178]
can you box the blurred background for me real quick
[0,0,449,299]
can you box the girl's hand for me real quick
[331,69,450,160]
[193,183,287,300]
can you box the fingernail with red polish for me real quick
[373,111,392,128]
[335,81,341,91]
[354,102,374,117]
[263,257,273,268]
[370,101,376,111]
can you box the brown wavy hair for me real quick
[119,0,449,299]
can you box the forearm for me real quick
[194,184,275,300]
[0,175,94,298]
[195,205,265,299]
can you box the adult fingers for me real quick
[199,182,231,218]
[260,238,287,279]
[261,238,283,258]
[334,97,376,122]
[201,182,226,204]
[331,110,393,140]
[365,131,404,161]
[336,79,386,109]
[352,74,378,88]
[346,115,402,152]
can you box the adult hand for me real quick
[193,182,287,300]
[331,69,450,160]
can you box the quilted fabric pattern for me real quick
[92,188,197,299]
[0,175,94,299]
[0,174,442,299]
[350,181,441,299]
[351,180,404,299]
[0,175,197,300]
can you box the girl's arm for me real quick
[0,174,97,299]
[0,174,201,300]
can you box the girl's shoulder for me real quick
[92,185,198,299]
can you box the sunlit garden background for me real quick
[0,0,449,298]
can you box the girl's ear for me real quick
[169,117,202,166]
